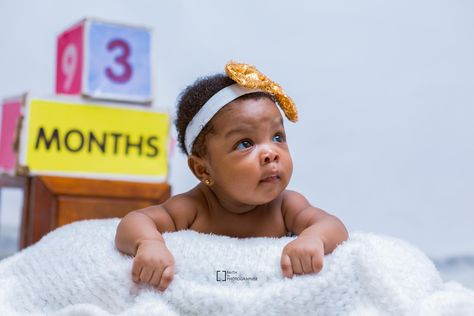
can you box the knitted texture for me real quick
[0,219,473,316]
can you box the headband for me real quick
[184,61,298,155]
[184,84,261,154]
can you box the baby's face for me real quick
[203,97,293,209]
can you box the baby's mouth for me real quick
[260,174,280,183]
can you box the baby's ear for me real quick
[187,155,210,181]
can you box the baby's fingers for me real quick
[311,254,324,273]
[280,253,293,278]
[157,266,175,291]
[131,261,142,283]
[290,255,303,275]
[139,266,154,283]
[300,255,313,274]
[150,266,164,288]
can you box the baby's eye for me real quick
[235,139,253,150]
[272,134,285,143]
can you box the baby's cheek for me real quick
[285,155,294,177]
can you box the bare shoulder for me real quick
[281,190,330,234]
[281,190,311,214]
[136,190,201,232]
[162,191,202,229]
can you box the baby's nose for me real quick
[261,148,279,164]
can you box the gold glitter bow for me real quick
[225,61,298,122]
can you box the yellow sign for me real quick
[20,98,170,181]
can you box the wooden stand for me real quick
[1,175,171,248]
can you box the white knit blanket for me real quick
[0,219,473,316]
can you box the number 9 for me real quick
[62,43,78,92]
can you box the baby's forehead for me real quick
[211,100,284,131]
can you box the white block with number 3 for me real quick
[56,18,152,104]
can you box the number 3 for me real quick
[105,39,132,83]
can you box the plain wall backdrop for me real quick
[0,0,473,258]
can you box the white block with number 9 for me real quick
[56,18,152,104]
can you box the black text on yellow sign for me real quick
[21,99,170,180]
[35,128,160,157]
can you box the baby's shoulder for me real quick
[164,190,201,210]
[161,188,204,229]
[280,190,311,214]
[281,189,309,203]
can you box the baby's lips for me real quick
[260,172,280,182]
[261,175,279,182]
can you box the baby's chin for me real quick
[240,188,287,207]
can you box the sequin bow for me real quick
[225,61,298,122]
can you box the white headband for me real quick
[184,84,262,155]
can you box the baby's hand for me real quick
[132,239,175,291]
[280,236,324,278]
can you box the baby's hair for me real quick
[175,73,274,157]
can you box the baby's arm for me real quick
[280,190,348,278]
[115,195,197,291]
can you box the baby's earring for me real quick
[203,178,213,186]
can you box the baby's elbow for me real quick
[333,215,349,243]
[341,225,349,243]
[114,211,140,253]
[114,219,127,253]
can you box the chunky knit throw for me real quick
[0,219,473,315]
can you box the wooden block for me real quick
[56,196,154,227]
[56,18,152,104]
[23,175,170,246]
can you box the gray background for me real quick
[0,0,473,260]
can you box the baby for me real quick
[115,62,348,292]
